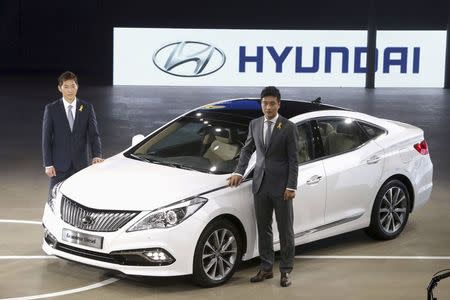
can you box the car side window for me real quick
[296,123,314,164]
[317,118,369,156]
[358,121,386,139]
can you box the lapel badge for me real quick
[79,104,84,112]
[277,122,283,129]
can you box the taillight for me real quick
[414,140,429,155]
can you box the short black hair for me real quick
[58,71,78,86]
[260,86,281,102]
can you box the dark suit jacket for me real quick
[235,115,299,195]
[42,98,102,172]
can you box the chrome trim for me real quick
[197,177,252,197]
[306,175,323,185]
[366,155,381,164]
[60,196,140,232]
[274,212,364,244]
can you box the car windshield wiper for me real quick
[129,153,150,162]
[160,161,197,171]
[129,154,196,171]
[129,154,165,165]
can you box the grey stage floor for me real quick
[0,76,449,299]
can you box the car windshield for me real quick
[126,112,251,174]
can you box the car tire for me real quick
[192,218,243,287]
[366,179,410,240]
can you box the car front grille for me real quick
[60,196,140,232]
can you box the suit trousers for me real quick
[49,164,76,194]
[253,176,295,273]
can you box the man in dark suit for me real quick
[42,71,103,191]
[228,86,299,287]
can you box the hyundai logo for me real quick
[81,216,94,226]
[152,41,226,77]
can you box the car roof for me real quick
[187,98,348,123]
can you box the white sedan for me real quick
[42,98,433,287]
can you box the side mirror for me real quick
[131,134,145,146]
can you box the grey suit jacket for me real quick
[234,115,299,195]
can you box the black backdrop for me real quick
[1,0,449,84]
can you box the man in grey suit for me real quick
[228,86,299,287]
[42,71,103,192]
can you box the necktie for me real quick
[265,120,273,147]
[67,105,74,132]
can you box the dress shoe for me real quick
[250,269,274,282]
[280,272,291,287]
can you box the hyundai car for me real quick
[42,98,433,287]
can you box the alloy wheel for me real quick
[379,186,408,234]
[202,228,238,281]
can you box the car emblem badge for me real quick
[81,216,94,226]
[153,41,226,77]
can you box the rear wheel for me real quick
[192,219,243,287]
[366,179,410,240]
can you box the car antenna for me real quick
[312,97,322,104]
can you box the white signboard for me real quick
[113,28,446,87]
[375,31,446,87]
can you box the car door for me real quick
[314,117,385,225]
[273,121,326,244]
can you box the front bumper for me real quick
[42,203,205,276]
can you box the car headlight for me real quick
[47,181,64,214]
[127,197,207,232]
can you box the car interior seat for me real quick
[325,122,360,155]
[318,122,335,138]
[203,128,241,166]
[318,122,334,151]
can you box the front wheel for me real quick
[192,219,243,287]
[366,179,410,240]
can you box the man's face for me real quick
[261,95,280,119]
[58,79,78,101]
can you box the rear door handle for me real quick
[306,175,323,185]
[366,155,381,165]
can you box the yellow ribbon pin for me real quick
[277,122,283,129]
[79,105,84,112]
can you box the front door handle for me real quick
[367,155,381,165]
[306,175,323,185]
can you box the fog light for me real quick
[144,248,174,263]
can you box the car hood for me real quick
[59,154,228,211]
